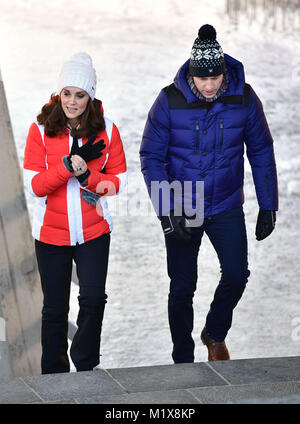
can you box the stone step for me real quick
[1,356,300,404]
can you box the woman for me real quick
[23,52,127,374]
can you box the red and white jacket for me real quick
[23,110,127,246]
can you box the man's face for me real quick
[193,74,224,98]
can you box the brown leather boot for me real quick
[201,328,230,361]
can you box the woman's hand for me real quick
[70,155,88,177]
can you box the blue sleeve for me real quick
[245,86,279,211]
[140,89,173,217]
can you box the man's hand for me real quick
[160,210,192,242]
[255,210,276,241]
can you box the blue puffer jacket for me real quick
[140,54,278,218]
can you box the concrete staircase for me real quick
[1,356,300,404]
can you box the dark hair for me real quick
[37,94,105,138]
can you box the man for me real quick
[140,24,278,363]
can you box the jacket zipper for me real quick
[265,172,271,200]
[219,119,224,153]
[195,120,199,153]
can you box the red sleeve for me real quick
[23,122,73,197]
[84,123,127,196]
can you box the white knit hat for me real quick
[57,52,97,100]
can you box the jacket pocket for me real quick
[218,119,224,154]
[165,162,180,181]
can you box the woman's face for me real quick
[60,86,90,125]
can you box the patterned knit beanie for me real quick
[58,52,97,100]
[189,25,226,77]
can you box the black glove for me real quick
[81,190,101,206]
[69,135,106,164]
[255,210,276,241]
[160,210,192,242]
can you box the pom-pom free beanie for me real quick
[189,24,226,77]
[58,52,97,100]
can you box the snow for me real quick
[287,180,300,196]
[0,0,300,370]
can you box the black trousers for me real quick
[35,233,110,374]
[165,206,250,363]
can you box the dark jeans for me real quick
[35,233,110,374]
[165,206,250,363]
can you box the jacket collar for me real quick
[174,54,246,104]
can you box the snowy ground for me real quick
[0,0,300,369]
